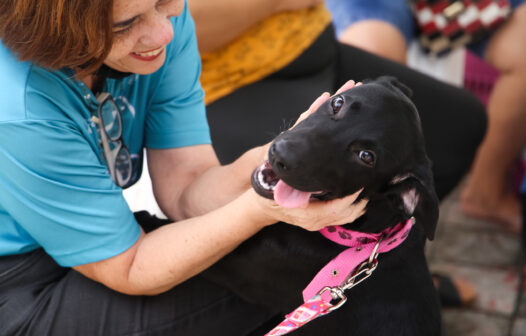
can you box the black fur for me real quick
[202,76,441,335]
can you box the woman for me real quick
[0,0,367,334]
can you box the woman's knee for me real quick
[338,20,407,63]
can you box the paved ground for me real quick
[427,184,525,336]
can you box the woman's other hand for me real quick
[292,79,361,128]
[258,79,362,162]
[251,79,367,231]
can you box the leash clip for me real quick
[341,238,381,292]
[317,286,347,311]
[316,239,382,312]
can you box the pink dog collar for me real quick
[266,217,415,336]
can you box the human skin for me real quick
[338,20,407,64]
[459,5,526,232]
[189,0,324,53]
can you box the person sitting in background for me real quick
[325,0,526,233]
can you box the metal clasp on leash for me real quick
[316,238,382,312]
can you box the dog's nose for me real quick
[269,140,289,172]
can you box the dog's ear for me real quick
[376,76,413,99]
[386,163,439,240]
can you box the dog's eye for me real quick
[331,96,344,114]
[358,150,375,166]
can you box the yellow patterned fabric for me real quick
[200,4,331,105]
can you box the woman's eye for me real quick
[113,18,138,36]
[114,27,132,35]
[331,96,344,114]
[358,150,375,166]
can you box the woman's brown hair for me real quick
[0,0,114,77]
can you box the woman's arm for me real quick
[73,82,363,296]
[74,190,271,295]
[147,144,265,220]
[74,187,365,295]
[189,0,323,52]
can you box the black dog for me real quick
[203,76,441,335]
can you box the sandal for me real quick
[432,273,477,307]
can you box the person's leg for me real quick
[338,20,407,64]
[460,4,526,232]
[333,43,487,200]
[0,249,276,336]
[325,0,414,64]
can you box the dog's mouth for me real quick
[251,161,326,208]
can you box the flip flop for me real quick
[432,273,477,307]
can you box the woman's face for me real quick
[104,0,185,74]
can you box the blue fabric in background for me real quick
[326,0,526,57]
[325,0,415,43]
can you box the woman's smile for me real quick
[130,46,165,61]
[103,0,184,74]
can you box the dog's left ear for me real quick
[386,163,439,240]
[376,76,413,99]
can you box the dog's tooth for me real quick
[258,171,270,190]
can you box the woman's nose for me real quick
[139,14,174,47]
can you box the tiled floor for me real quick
[427,186,525,336]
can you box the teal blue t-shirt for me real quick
[0,4,211,267]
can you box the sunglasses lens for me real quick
[114,146,132,187]
[100,100,122,141]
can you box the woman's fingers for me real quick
[258,188,368,232]
[301,189,367,231]
[291,79,362,129]
[335,79,362,95]
[291,92,330,128]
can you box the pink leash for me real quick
[266,217,415,336]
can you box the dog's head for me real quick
[252,76,439,240]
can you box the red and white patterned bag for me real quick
[410,0,512,55]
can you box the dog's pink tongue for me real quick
[274,180,312,208]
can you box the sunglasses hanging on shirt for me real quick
[91,92,133,188]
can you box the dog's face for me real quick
[252,76,439,239]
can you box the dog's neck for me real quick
[267,218,415,335]
[305,217,415,301]
[344,209,408,235]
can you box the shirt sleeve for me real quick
[144,4,211,149]
[0,119,141,267]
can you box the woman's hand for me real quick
[293,79,362,127]
[257,79,362,163]
[249,188,367,231]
